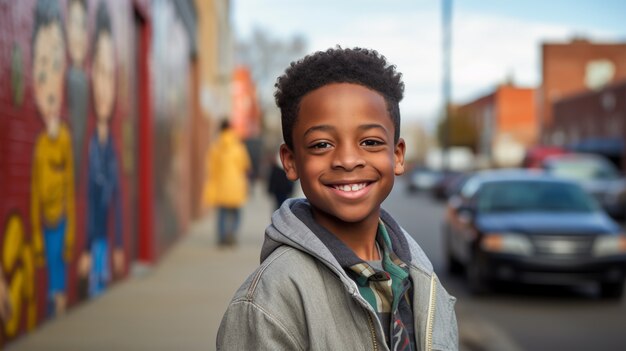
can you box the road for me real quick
[385,176,626,351]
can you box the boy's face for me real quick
[67,1,87,66]
[92,32,115,122]
[281,83,405,227]
[33,21,65,125]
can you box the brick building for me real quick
[552,80,626,169]
[541,38,626,140]
[457,84,537,167]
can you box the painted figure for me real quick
[30,0,75,317]
[66,0,89,178]
[80,1,124,298]
[1,214,37,338]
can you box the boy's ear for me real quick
[280,144,299,181]
[394,138,406,176]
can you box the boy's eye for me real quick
[361,139,384,147]
[310,141,332,149]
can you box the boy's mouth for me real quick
[331,182,370,192]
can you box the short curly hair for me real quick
[274,47,404,149]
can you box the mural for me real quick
[0,0,197,345]
[1,214,37,340]
[66,0,90,179]
[80,1,124,298]
[30,0,75,318]
[152,0,191,249]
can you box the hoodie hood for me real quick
[262,198,434,279]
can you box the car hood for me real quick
[476,212,620,235]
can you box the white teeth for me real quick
[335,183,367,192]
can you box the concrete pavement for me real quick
[8,183,271,351]
[8,182,518,351]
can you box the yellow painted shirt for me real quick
[30,123,75,259]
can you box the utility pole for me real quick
[441,0,452,172]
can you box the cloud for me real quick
[233,1,621,125]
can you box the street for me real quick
[387,175,626,351]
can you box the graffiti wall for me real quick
[151,0,192,255]
[0,0,193,345]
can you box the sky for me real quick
[232,0,626,129]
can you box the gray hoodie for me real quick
[217,198,458,351]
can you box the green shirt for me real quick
[348,220,415,351]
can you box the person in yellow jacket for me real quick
[203,120,251,246]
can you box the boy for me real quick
[217,47,458,351]
[80,1,125,298]
[30,0,75,317]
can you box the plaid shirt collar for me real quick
[291,202,412,270]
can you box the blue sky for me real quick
[232,0,626,127]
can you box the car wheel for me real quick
[600,281,624,300]
[467,255,489,296]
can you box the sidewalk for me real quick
[8,182,518,351]
[8,183,272,351]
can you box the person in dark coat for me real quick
[267,152,295,210]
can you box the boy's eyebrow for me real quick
[303,125,335,138]
[304,123,388,138]
[358,123,388,133]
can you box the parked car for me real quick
[443,169,626,298]
[406,167,443,193]
[521,145,567,168]
[542,153,626,219]
[431,171,471,201]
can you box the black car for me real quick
[443,169,626,298]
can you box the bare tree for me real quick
[236,27,307,110]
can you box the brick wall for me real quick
[0,0,195,345]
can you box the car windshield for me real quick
[546,158,620,181]
[477,181,598,213]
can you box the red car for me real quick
[522,146,567,168]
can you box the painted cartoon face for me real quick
[92,32,115,121]
[33,22,65,125]
[67,1,87,65]
[281,83,406,228]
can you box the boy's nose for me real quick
[331,145,365,171]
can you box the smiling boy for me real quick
[217,47,458,351]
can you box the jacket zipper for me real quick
[365,311,379,351]
[425,274,437,351]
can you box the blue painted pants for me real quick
[89,237,110,297]
[44,218,67,299]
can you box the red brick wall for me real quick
[459,85,537,162]
[496,86,538,146]
[0,0,193,345]
[541,39,626,130]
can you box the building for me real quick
[457,84,537,167]
[552,80,626,169]
[0,0,232,346]
[541,38,626,141]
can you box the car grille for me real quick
[530,235,595,257]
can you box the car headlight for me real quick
[592,235,626,257]
[481,233,533,256]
